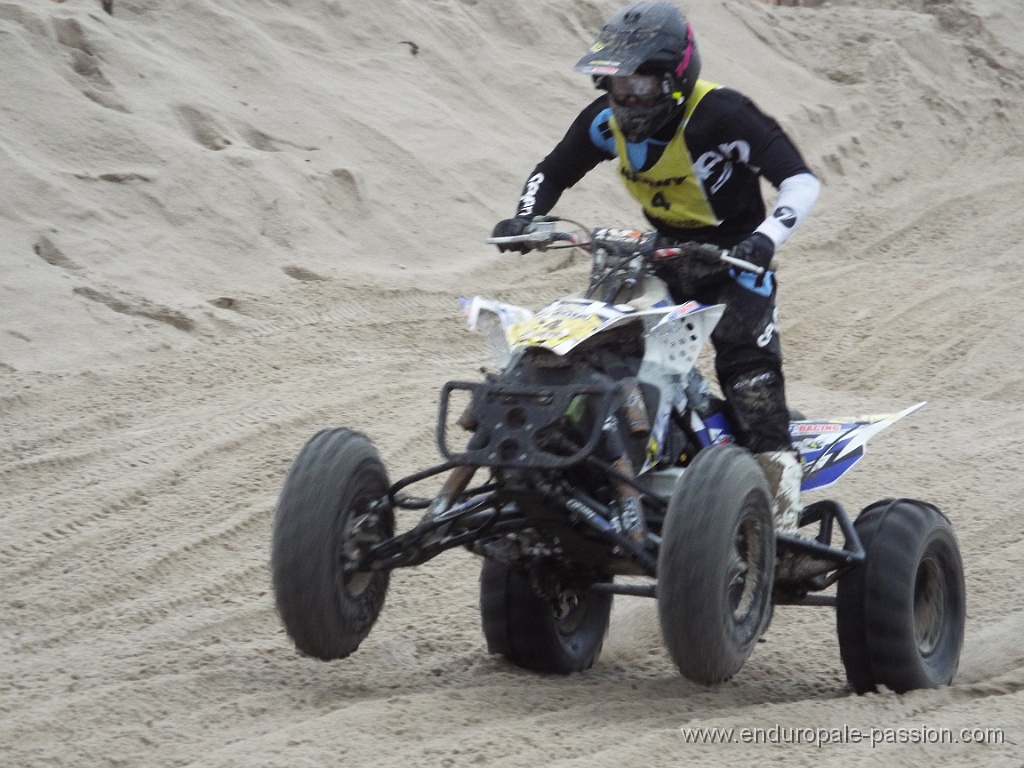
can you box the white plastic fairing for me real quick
[624,274,673,311]
[461,295,534,368]
[637,302,726,472]
[478,310,513,368]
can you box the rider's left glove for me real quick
[731,232,776,271]
[491,218,533,254]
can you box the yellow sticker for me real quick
[508,310,603,350]
[645,434,660,465]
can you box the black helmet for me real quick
[574,2,701,143]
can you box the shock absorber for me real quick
[602,416,648,543]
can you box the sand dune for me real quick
[3,0,1023,765]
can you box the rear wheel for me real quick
[480,560,612,674]
[836,499,965,694]
[271,428,393,660]
[657,445,775,684]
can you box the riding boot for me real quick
[754,450,802,535]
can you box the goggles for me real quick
[607,74,670,108]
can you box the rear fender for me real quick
[792,403,926,491]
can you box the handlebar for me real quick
[486,216,765,276]
[652,244,767,275]
[487,231,581,247]
[486,218,583,249]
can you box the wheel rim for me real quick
[554,591,585,636]
[914,555,947,657]
[728,510,765,624]
[340,495,386,598]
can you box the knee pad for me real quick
[723,369,784,426]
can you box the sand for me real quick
[3,0,1024,765]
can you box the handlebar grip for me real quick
[486,231,579,247]
[652,244,726,262]
[719,253,765,275]
[486,232,551,244]
[652,244,765,276]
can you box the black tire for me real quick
[271,428,393,661]
[834,502,886,694]
[657,444,775,684]
[836,499,965,694]
[480,559,612,674]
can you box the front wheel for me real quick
[271,428,394,660]
[657,445,775,684]
[836,499,966,694]
[480,560,612,674]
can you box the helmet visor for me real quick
[608,74,666,107]
[574,35,651,77]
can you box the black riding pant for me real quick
[656,263,794,454]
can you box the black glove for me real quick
[491,217,533,253]
[731,232,776,271]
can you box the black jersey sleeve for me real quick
[704,88,813,188]
[511,96,615,219]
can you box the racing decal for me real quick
[665,300,701,321]
[618,167,690,188]
[693,140,752,194]
[756,307,779,348]
[506,300,624,350]
[705,411,734,446]
[644,429,662,469]
[589,110,617,154]
[689,410,733,449]
[795,438,825,452]
[795,403,927,491]
[800,438,864,491]
[677,300,702,314]
[518,172,545,217]
[772,205,798,228]
[593,228,645,244]
[791,422,843,434]
[508,314,602,349]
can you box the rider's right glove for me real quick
[731,232,776,270]
[731,232,776,288]
[491,218,533,254]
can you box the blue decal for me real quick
[801,458,859,492]
[701,411,733,447]
[730,268,775,297]
[589,108,669,169]
[625,140,649,169]
[589,109,617,155]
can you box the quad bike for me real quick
[271,217,966,693]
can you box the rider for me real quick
[490,1,820,535]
